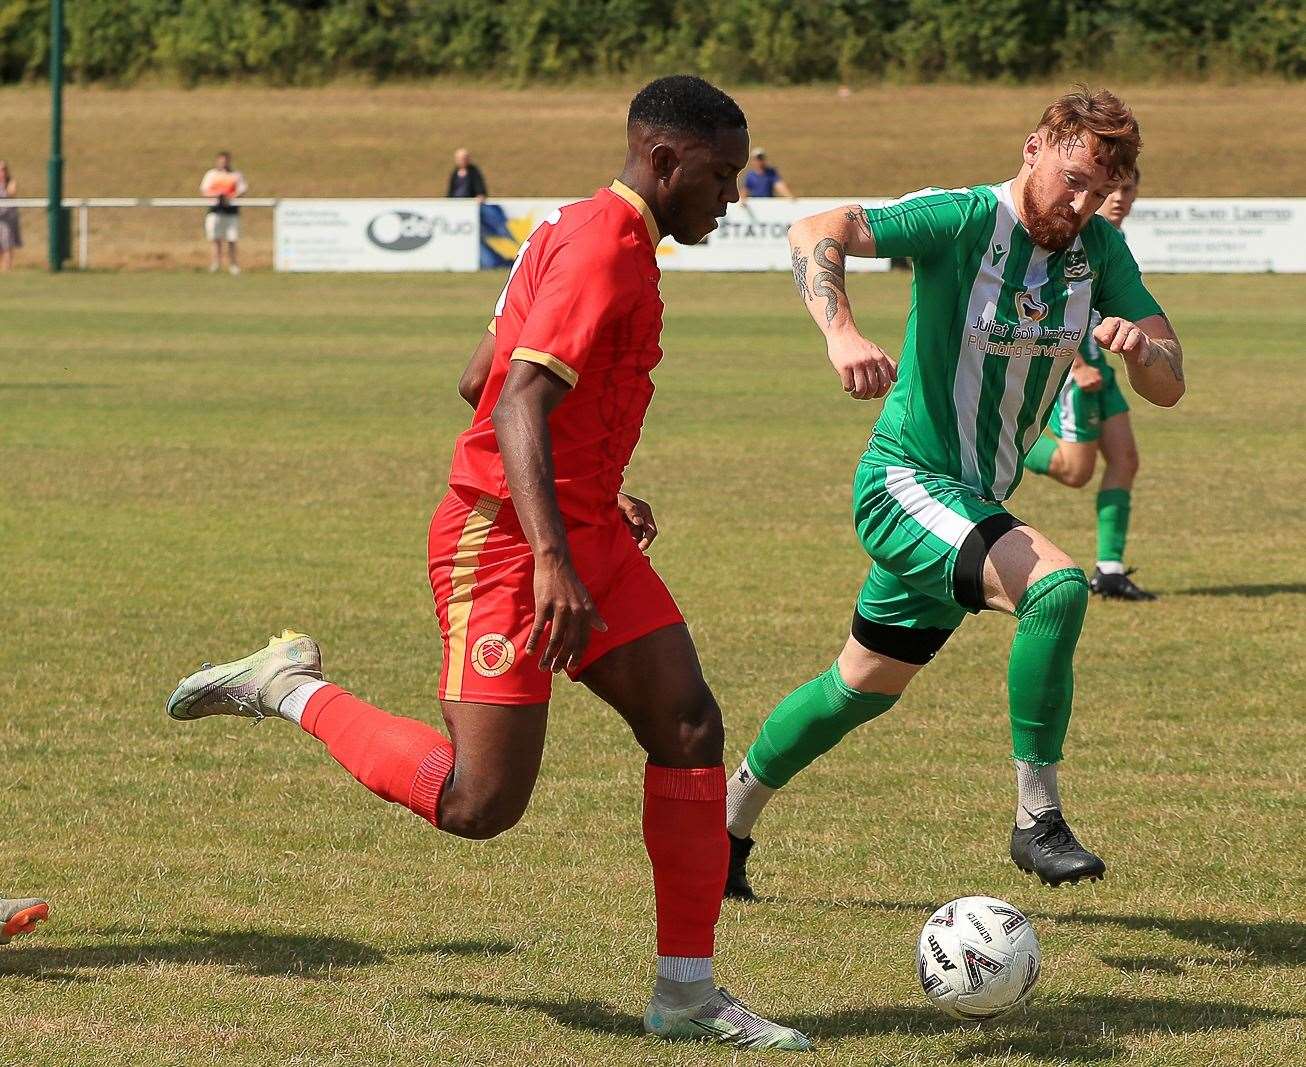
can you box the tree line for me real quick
[1,0,1301,84]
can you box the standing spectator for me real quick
[0,160,21,271]
[200,151,247,275]
[740,148,793,200]
[446,148,488,202]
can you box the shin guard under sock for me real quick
[745,664,900,789]
[301,685,454,826]
[643,763,727,961]
[1095,488,1131,566]
[1008,569,1089,766]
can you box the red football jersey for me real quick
[448,181,664,525]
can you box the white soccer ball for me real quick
[917,896,1041,1020]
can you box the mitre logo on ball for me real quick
[471,633,515,677]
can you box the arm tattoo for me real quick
[791,247,810,301]
[811,237,847,325]
[844,207,873,243]
[1143,337,1185,383]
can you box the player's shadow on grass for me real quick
[1045,912,1306,969]
[399,939,516,959]
[428,991,1291,1059]
[428,991,641,1036]
[0,928,513,983]
[934,995,1299,1063]
[792,994,1296,1060]
[797,899,1306,968]
[1174,582,1306,598]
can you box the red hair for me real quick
[1039,87,1141,180]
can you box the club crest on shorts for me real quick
[471,633,515,677]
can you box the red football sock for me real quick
[301,684,454,827]
[643,762,727,960]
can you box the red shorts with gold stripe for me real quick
[428,487,685,705]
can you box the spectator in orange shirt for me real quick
[199,151,248,274]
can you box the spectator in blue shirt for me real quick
[740,148,793,200]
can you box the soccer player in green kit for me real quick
[1024,167,1160,600]
[725,88,1185,896]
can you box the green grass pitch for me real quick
[2,271,1303,1065]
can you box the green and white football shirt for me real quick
[864,182,1162,501]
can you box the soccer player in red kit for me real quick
[166,76,811,1051]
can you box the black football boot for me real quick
[1011,808,1107,887]
[724,833,757,901]
[1090,567,1158,601]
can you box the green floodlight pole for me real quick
[47,0,64,272]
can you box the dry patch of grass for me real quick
[0,81,1303,268]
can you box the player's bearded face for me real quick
[1021,173,1083,252]
[1020,134,1119,252]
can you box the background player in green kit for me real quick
[725,88,1186,896]
[1025,168,1158,600]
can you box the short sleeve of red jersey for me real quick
[510,238,627,388]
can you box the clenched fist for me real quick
[1093,316,1150,363]
[827,331,898,400]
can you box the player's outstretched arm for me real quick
[491,362,607,672]
[458,329,496,407]
[787,206,897,400]
[1095,313,1185,408]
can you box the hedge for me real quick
[1,0,1302,85]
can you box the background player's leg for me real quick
[981,525,1103,885]
[1028,435,1098,488]
[1093,412,1155,600]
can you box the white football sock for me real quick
[1095,560,1126,575]
[1015,760,1061,828]
[725,760,775,839]
[656,956,713,985]
[278,679,329,724]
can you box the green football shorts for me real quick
[1046,360,1129,444]
[852,461,1020,634]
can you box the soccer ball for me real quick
[917,896,1041,1020]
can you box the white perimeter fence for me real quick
[10,196,1306,273]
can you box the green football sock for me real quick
[1008,568,1089,766]
[745,663,900,789]
[1024,435,1057,475]
[1095,487,1131,564]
